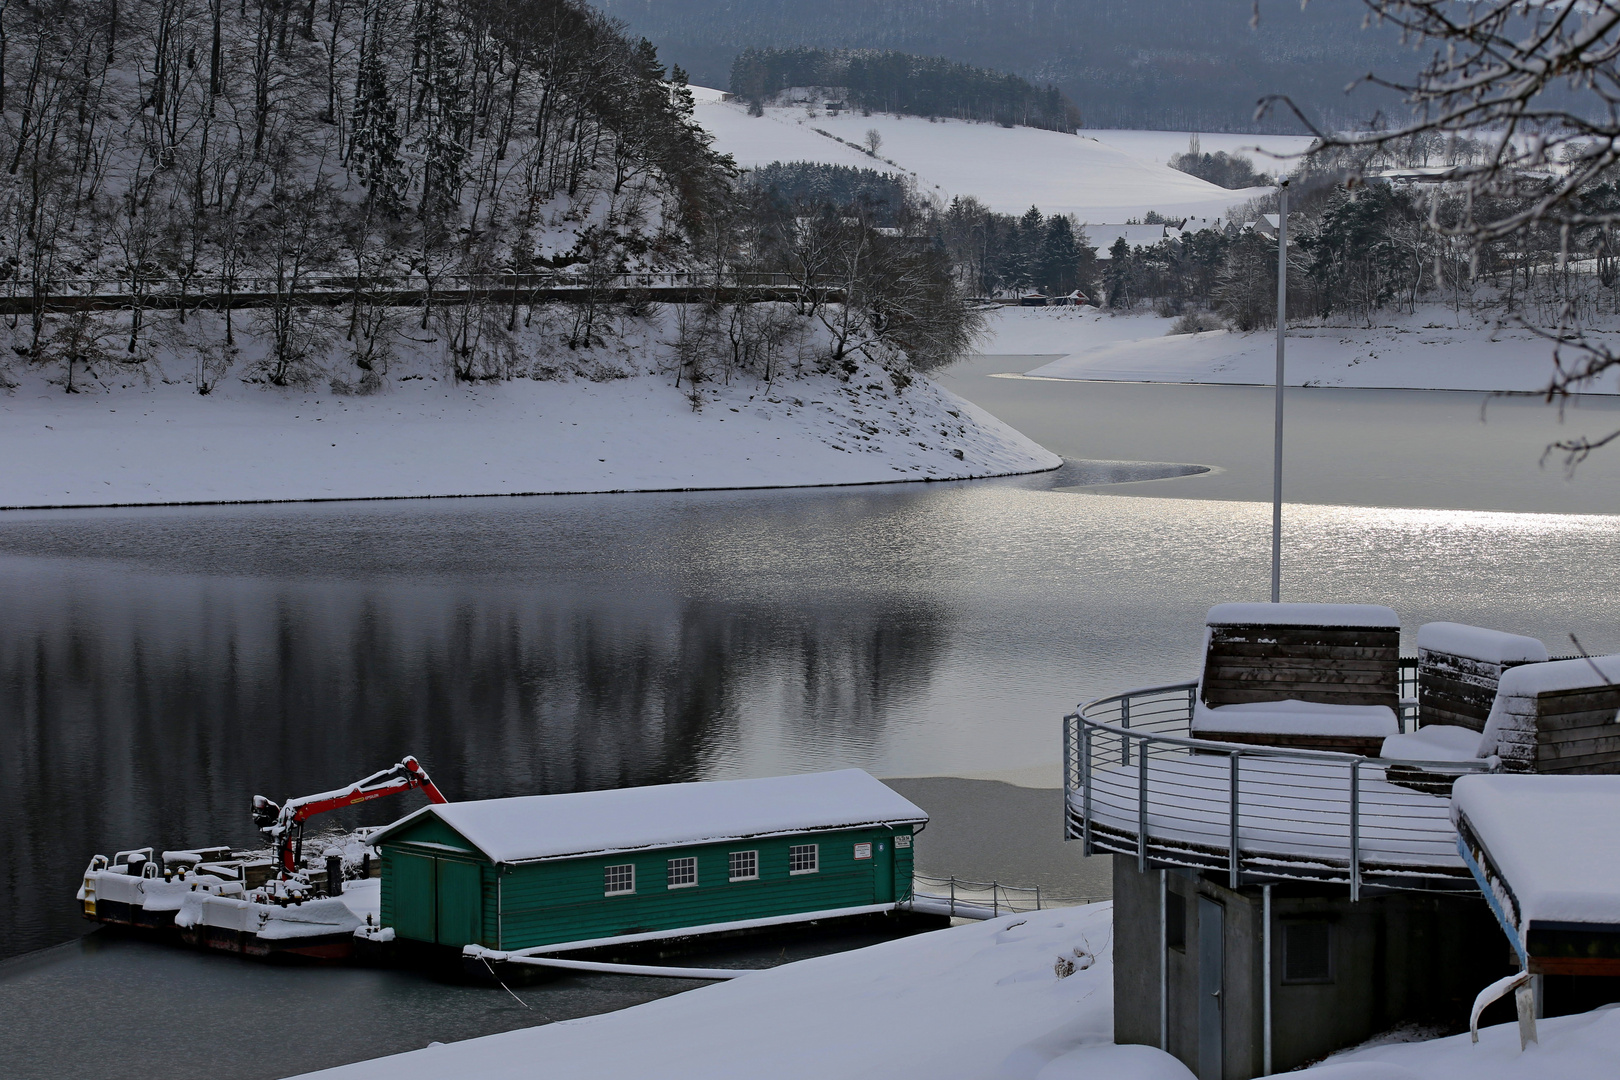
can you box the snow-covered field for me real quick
[290,903,1620,1080]
[690,90,1272,222]
[977,308,1619,394]
[1081,130,1317,169]
[0,364,1058,508]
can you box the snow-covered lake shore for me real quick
[0,365,1058,509]
[981,308,1620,395]
[289,903,1620,1080]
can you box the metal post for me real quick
[1138,736,1150,872]
[1229,752,1242,889]
[950,877,956,918]
[1263,883,1273,1076]
[1349,759,1362,902]
[1271,180,1289,604]
[1064,713,1075,793]
[1036,884,1042,911]
[1082,726,1094,855]
[1159,869,1169,1052]
[1121,696,1133,767]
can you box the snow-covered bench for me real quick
[1381,622,1548,765]
[1190,603,1401,755]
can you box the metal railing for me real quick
[1063,680,1488,897]
[0,269,836,301]
[908,873,1106,918]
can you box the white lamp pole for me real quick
[1270,180,1289,605]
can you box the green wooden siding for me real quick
[379,822,918,949]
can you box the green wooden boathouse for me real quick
[369,769,927,950]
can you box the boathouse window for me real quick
[604,864,635,895]
[1165,890,1187,952]
[729,850,758,881]
[788,844,819,875]
[1283,921,1333,983]
[667,857,698,889]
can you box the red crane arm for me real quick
[254,756,448,875]
[286,757,448,823]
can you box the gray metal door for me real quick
[1197,896,1224,1080]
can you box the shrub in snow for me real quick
[1169,312,1224,335]
[1054,955,1077,978]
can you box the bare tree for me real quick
[1270,0,1620,459]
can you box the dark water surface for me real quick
[3,370,1620,1078]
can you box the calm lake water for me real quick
[3,358,1619,1078]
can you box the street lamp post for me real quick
[1271,180,1289,605]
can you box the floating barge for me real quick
[77,756,445,961]
[78,843,383,960]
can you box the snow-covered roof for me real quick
[371,770,928,864]
[1478,654,1620,761]
[1416,622,1547,665]
[1084,224,1170,257]
[1453,774,1620,925]
[1495,654,1620,697]
[1205,602,1400,628]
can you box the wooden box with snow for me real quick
[370,770,926,953]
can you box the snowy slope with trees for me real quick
[0,331,1057,508]
[979,308,1620,394]
[690,93,1272,221]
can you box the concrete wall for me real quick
[1113,860,1512,1080]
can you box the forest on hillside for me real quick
[597,0,1413,133]
[0,0,1000,396]
[0,0,733,385]
[730,49,1080,132]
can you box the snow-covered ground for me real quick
[977,308,1620,394]
[1080,130,1317,169]
[690,90,1272,222]
[0,364,1058,508]
[290,902,1620,1080]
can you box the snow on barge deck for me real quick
[77,756,445,961]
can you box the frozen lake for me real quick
[3,363,1619,1076]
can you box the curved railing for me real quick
[1063,681,1490,897]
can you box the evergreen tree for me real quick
[1038,214,1081,294]
[1104,237,1132,307]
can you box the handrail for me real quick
[1064,677,1487,896]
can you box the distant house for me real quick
[371,770,927,952]
[1085,224,1172,259]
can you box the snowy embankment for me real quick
[0,361,1057,509]
[688,89,1280,223]
[979,308,1620,394]
[291,903,1620,1080]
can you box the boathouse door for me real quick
[393,852,437,943]
[436,859,483,947]
[873,840,894,903]
[1197,896,1224,1080]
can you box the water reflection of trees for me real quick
[0,564,951,958]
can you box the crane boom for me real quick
[252,756,448,875]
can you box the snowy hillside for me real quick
[977,308,1619,395]
[0,349,1059,509]
[690,90,1276,221]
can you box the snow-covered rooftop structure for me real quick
[371,769,927,864]
[1454,774,1620,988]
